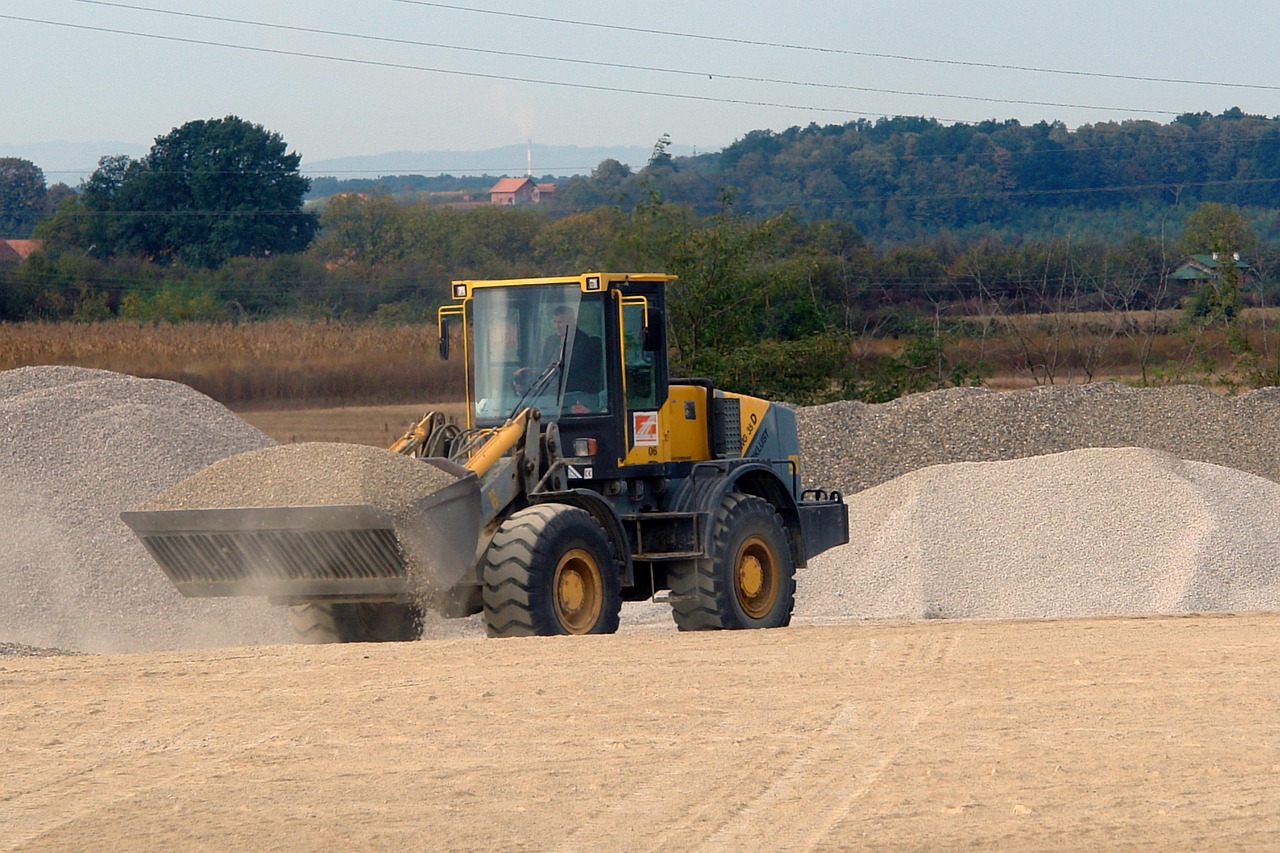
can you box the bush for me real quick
[119,285,226,322]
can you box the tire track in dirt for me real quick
[696,633,955,851]
[2,718,216,849]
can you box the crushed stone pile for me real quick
[0,642,80,658]
[794,447,1280,622]
[6,368,1280,650]
[0,366,290,653]
[797,383,1280,495]
[143,442,459,511]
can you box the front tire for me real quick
[669,493,796,631]
[482,504,622,637]
[287,602,422,643]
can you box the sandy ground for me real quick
[4,613,1280,851]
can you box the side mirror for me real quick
[643,308,666,352]
[438,327,450,360]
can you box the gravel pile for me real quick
[796,383,1280,494]
[6,368,1279,650]
[795,447,1280,622]
[142,442,458,511]
[143,442,468,604]
[790,383,1280,623]
[0,642,81,658]
[0,366,290,653]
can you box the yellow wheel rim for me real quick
[554,548,603,633]
[735,535,778,620]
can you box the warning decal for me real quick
[632,411,659,447]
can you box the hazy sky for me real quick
[5,0,1280,174]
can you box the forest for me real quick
[3,110,1280,404]
[551,109,1280,243]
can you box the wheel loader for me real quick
[122,272,848,641]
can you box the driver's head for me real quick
[552,306,574,338]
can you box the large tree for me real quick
[70,116,317,267]
[1175,202,1259,259]
[0,157,48,238]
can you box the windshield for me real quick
[470,283,608,422]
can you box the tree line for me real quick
[4,113,1280,401]
[547,109,1280,243]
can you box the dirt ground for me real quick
[4,613,1280,851]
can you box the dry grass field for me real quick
[239,402,467,447]
[0,320,462,407]
[5,313,1280,410]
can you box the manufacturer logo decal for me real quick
[633,411,659,447]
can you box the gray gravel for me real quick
[143,442,458,511]
[796,383,1280,494]
[0,366,290,653]
[791,383,1280,624]
[795,446,1280,622]
[0,642,81,658]
[6,368,1280,652]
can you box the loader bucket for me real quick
[121,462,481,602]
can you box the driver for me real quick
[512,306,602,409]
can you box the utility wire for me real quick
[0,13,919,119]
[393,0,1280,93]
[62,0,1175,117]
[49,173,1280,218]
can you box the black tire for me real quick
[287,602,422,643]
[669,493,796,631]
[482,504,622,637]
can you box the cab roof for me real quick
[448,272,676,300]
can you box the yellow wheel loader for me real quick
[122,273,848,640]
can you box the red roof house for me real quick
[489,177,538,205]
[0,240,40,261]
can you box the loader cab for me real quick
[441,273,674,478]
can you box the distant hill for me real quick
[301,142,698,179]
[3,139,702,189]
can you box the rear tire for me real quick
[669,493,796,631]
[482,504,622,637]
[287,602,422,643]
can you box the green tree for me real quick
[1175,202,1258,259]
[59,117,317,268]
[0,158,48,238]
[648,134,675,170]
[1177,203,1256,333]
[311,192,408,269]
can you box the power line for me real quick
[38,166,601,177]
[391,0,1280,93]
[0,13,905,119]
[47,172,1280,219]
[61,0,1175,118]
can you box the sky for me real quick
[4,0,1280,179]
